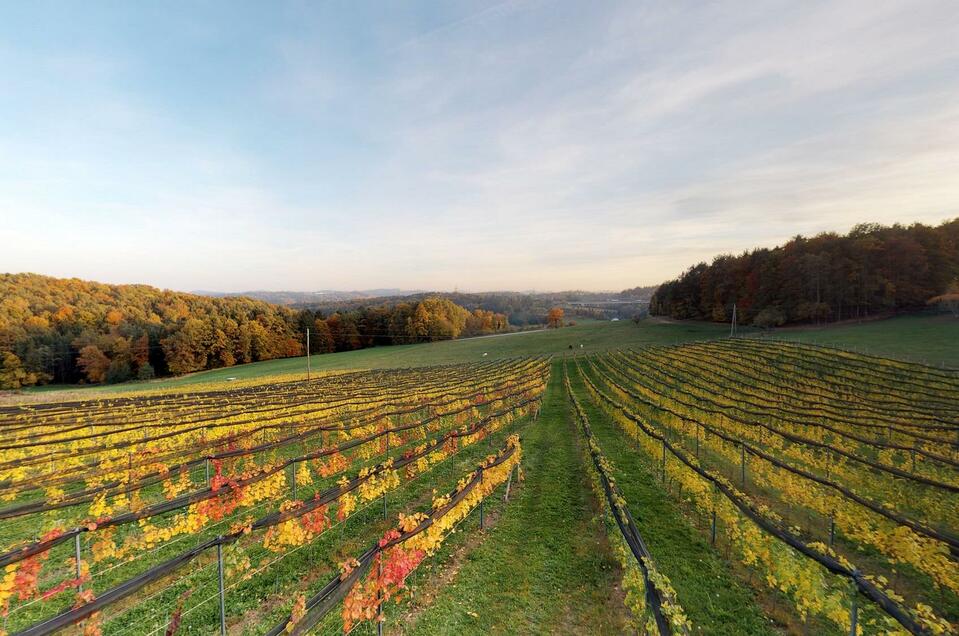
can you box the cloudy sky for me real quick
[1,1,958,292]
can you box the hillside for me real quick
[0,274,508,388]
[651,218,959,326]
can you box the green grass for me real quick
[22,319,729,397]
[756,313,959,368]
[566,361,780,635]
[15,312,959,400]
[394,362,629,634]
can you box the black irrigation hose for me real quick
[0,357,526,441]
[603,355,959,486]
[580,367,928,635]
[628,349,958,445]
[743,337,959,381]
[0,364,546,488]
[645,346,959,429]
[262,443,519,636]
[710,340,959,411]
[0,359,540,463]
[15,439,519,636]
[0,395,539,570]
[590,359,959,549]
[0,371,547,514]
[0,357,522,420]
[622,349,959,468]
[563,367,671,636]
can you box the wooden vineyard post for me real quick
[830,517,836,547]
[217,542,227,636]
[292,460,297,500]
[504,464,513,502]
[695,422,700,460]
[206,457,211,486]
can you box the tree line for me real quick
[297,289,650,326]
[650,218,959,327]
[0,274,508,388]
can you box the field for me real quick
[18,314,958,401]
[16,319,729,398]
[761,314,959,369]
[1,317,957,635]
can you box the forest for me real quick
[297,288,653,326]
[0,274,508,388]
[650,219,959,327]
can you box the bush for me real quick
[105,359,133,384]
[752,307,786,329]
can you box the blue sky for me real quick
[1,1,958,292]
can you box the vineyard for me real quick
[0,359,548,635]
[1,337,957,635]
[567,339,958,634]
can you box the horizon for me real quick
[2,1,958,292]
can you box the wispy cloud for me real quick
[0,1,956,291]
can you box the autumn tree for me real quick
[77,345,110,383]
[0,274,512,386]
[0,352,38,389]
[312,319,335,353]
[929,280,959,317]
[547,307,565,328]
[651,218,959,325]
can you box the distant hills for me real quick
[195,289,424,305]
[194,288,657,326]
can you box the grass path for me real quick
[566,360,781,635]
[395,362,629,634]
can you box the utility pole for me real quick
[730,303,737,337]
[306,327,311,381]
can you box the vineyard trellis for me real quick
[0,359,548,635]
[572,339,957,635]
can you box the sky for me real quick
[1,1,958,293]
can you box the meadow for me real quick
[1,315,957,635]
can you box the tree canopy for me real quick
[0,274,508,388]
[650,219,959,326]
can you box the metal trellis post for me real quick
[217,542,227,636]
[479,468,485,529]
[849,576,858,636]
[711,482,718,545]
[377,557,385,636]
[695,422,700,459]
[661,438,666,482]
[740,444,746,486]
[74,534,83,590]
